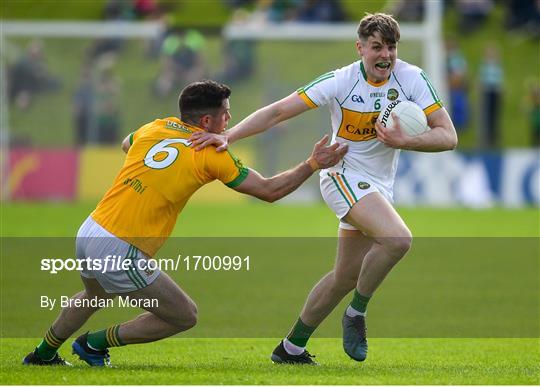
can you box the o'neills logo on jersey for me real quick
[379,100,401,128]
[337,108,379,142]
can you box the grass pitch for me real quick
[2,202,539,237]
[1,202,539,384]
[2,338,539,384]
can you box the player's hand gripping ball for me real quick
[378,100,429,136]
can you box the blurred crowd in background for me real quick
[6,0,540,148]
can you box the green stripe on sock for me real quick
[37,327,66,360]
[286,318,316,348]
[106,325,125,347]
[89,325,125,349]
[112,325,125,347]
[350,289,371,313]
[106,327,118,347]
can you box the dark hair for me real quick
[357,13,400,44]
[178,80,231,125]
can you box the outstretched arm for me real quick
[190,92,311,151]
[233,135,347,202]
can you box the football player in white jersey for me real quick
[191,13,457,364]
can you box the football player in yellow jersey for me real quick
[23,80,347,367]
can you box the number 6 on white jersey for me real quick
[144,139,191,169]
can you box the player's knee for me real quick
[384,230,412,259]
[173,300,198,330]
[185,301,198,329]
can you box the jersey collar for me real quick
[164,117,204,133]
[359,61,390,87]
[180,120,204,132]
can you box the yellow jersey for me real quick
[91,117,248,256]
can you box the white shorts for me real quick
[76,216,161,294]
[320,171,393,230]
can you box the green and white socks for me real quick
[346,289,371,317]
[282,290,371,355]
[283,318,316,355]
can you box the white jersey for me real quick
[297,59,443,192]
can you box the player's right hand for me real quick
[307,135,348,171]
[375,112,409,149]
[189,132,229,152]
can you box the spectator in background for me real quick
[73,53,121,145]
[90,38,123,59]
[217,39,255,83]
[93,68,120,145]
[254,0,346,23]
[506,0,540,37]
[147,12,171,58]
[153,30,207,97]
[295,0,345,22]
[446,39,470,132]
[223,0,256,8]
[100,0,163,57]
[262,0,298,22]
[456,0,493,33]
[134,0,159,19]
[527,81,540,147]
[94,0,131,60]
[479,44,503,149]
[73,66,95,146]
[103,0,135,20]
[216,8,255,83]
[8,40,61,110]
[389,0,424,22]
[73,50,121,146]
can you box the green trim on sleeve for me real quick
[223,149,249,188]
[420,71,441,102]
[226,149,246,170]
[302,73,334,92]
[226,167,249,188]
[129,132,135,145]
